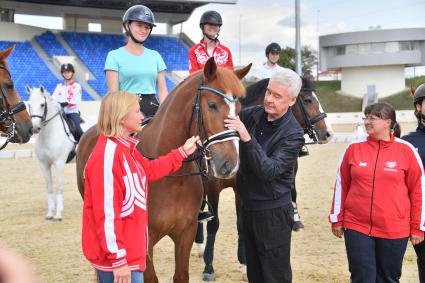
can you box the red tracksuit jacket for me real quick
[82,135,188,271]
[189,39,234,73]
[330,135,425,238]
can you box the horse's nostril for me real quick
[220,161,232,176]
[29,126,33,136]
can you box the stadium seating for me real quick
[35,31,69,57]
[0,32,189,101]
[0,41,59,100]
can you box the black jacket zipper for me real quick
[369,140,381,235]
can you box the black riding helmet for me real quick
[123,5,156,45]
[265,42,282,57]
[61,63,74,73]
[414,83,425,105]
[200,10,222,41]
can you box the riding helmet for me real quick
[61,63,74,73]
[199,11,223,27]
[414,83,425,105]
[265,42,282,56]
[123,5,156,27]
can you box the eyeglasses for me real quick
[362,115,383,122]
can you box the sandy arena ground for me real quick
[0,134,420,282]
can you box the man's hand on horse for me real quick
[411,234,424,245]
[182,136,201,155]
[331,225,344,238]
[224,115,251,142]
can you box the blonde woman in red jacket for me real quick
[329,102,425,283]
[82,91,200,283]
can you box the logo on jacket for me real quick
[359,162,367,167]
[384,161,397,172]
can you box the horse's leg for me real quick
[53,159,65,221]
[195,200,206,257]
[234,190,248,281]
[172,221,198,283]
[38,160,54,220]
[144,232,160,283]
[292,160,304,231]
[202,180,221,281]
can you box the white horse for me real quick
[26,86,77,221]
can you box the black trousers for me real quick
[243,204,294,283]
[414,239,425,282]
[66,113,83,142]
[344,229,408,283]
[138,94,159,118]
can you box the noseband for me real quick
[0,64,27,150]
[187,76,240,176]
[295,87,327,144]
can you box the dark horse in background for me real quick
[0,46,33,148]
[197,77,334,281]
[76,58,251,283]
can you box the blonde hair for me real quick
[97,91,139,137]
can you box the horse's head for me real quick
[26,85,53,133]
[194,57,251,179]
[293,77,333,144]
[0,46,33,144]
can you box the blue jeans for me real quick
[344,229,408,283]
[97,270,143,283]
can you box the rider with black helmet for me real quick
[402,83,425,283]
[188,10,234,73]
[105,4,167,117]
[251,42,285,81]
[52,63,83,141]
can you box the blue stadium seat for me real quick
[35,31,69,57]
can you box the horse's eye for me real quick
[4,82,13,89]
[40,103,45,108]
[303,98,313,104]
[208,102,218,111]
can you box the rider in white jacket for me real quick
[52,63,83,141]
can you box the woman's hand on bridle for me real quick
[224,115,251,142]
[182,136,201,155]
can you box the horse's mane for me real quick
[242,78,269,106]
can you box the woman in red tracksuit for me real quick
[329,102,425,283]
[82,91,200,283]
[188,10,233,74]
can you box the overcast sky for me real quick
[15,0,425,74]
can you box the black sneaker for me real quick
[292,202,304,232]
[198,211,214,223]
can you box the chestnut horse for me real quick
[198,77,334,281]
[76,57,251,283]
[0,46,33,148]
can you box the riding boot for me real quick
[292,201,304,231]
[46,193,55,220]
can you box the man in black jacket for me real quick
[225,69,304,283]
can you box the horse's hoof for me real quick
[45,216,53,220]
[292,220,304,232]
[202,272,215,282]
[53,217,62,221]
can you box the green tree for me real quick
[277,45,317,73]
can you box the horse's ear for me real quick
[234,63,252,80]
[25,85,31,94]
[0,45,15,60]
[39,85,46,94]
[203,57,217,81]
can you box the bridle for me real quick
[0,64,28,150]
[294,87,327,144]
[30,95,76,144]
[170,75,240,177]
